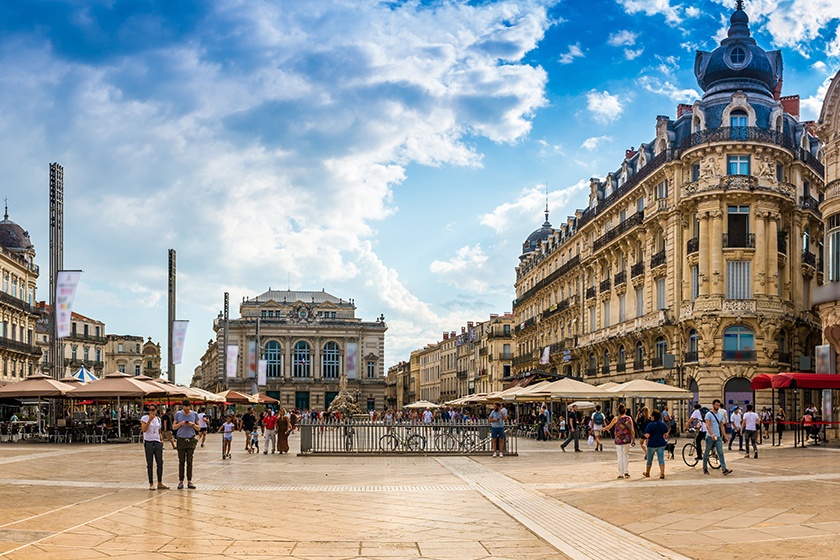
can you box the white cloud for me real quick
[637,76,700,102]
[479,180,589,235]
[625,48,645,60]
[608,30,638,47]
[559,43,584,64]
[581,135,614,150]
[430,245,492,292]
[537,139,565,155]
[586,90,623,124]
[615,0,683,24]
[812,60,828,72]
[685,6,700,17]
[801,75,832,121]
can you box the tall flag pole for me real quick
[167,249,176,382]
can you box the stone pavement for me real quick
[0,433,835,559]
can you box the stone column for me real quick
[699,213,710,296]
[682,216,691,301]
[284,337,291,379]
[754,211,766,296]
[710,209,724,297]
[768,213,779,296]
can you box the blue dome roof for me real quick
[694,4,782,97]
[521,207,553,257]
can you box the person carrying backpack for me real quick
[591,405,606,452]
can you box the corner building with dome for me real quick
[513,4,825,413]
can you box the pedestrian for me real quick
[560,404,581,452]
[141,404,168,490]
[742,404,759,459]
[728,406,743,451]
[241,407,256,451]
[636,407,650,453]
[276,408,291,454]
[173,400,200,489]
[489,402,507,458]
[704,399,732,475]
[591,405,605,451]
[643,410,669,479]
[160,407,176,450]
[197,407,209,448]
[685,403,706,460]
[536,406,547,441]
[760,406,772,439]
[775,407,786,445]
[289,409,298,434]
[604,403,635,479]
[542,405,552,440]
[221,414,235,459]
[249,427,260,453]
[263,410,277,454]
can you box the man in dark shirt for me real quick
[241,407,256,451]
[560,404,581,452]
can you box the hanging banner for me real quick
[171,320,189,365]
[226,345,239,378]
[346,342,358,379]
[247,340,257,379]
[55,271,82,338]
[258,359,267,386]
[540,346,550,365]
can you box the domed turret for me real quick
[694,1,782,98]
[0,203,33,252]
[521,204,553,259]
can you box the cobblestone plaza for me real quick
[0,434,835,559]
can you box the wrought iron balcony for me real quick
[651,356,664,368]
[803,251,816,268]
[616,362,626,373]
[592,212,644,251]
[684,351,699,363]
[601,365,610,375]
[614,271,626,286]
[599,279,611,293]
[633,359,645,370]
[722,349,756,362]
[800,195,821,217]
[778,352,791,364]
[720,174,758,190]
[0,290,35,315]
[67,332,107,344]
[585,367,597,377]
[0,337,41,356]
[687,237,699,254]
[497,352,512,361]
[679,126,794,153]
[650,250,666,269]
[456,371,468,379]
[631,262,645,278]
[723,233,755,248]
[585,287,597,300]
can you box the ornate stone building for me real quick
[36,304,106,378]
[104,335,162,377]
[0,208,40,383]
[513,5,824,411]
[207,289,387,411]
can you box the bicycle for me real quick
[682,438,721,469]
[379,426,425,451]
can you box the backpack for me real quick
[593,412,604,425]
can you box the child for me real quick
[221,415,235,459]
[250,427,260,454]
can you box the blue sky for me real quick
[3,0,838,384]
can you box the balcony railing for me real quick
[585,367,597,377]
[592,212,644,251]
[687,237,699,254]
[650,250,666,269]
[64,358,105,368]
[723,233,755,248]
[586,287,597,300]
[616,362,626,373]
[513,254,580,310]
[797,147,825,178]
[722,350,756,362]
[631,262,644,278]
[778,352,791,364]
[497,352,512,361]
[720,174,758,191]
[651,356,664,368]
[67,332,107,344]
[614,271,626,286]
[601,365,610,375]
[679,126,795,153]
[599,279,611,293]
[803,251,816,268]
[800,195,821,217]
[456,371,468,379]
[0,290,35,315]
[0,337,41,356]
[684,351,699,363]
[633,359,645,370]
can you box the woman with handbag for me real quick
[604,404,635,479]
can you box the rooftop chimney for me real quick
[443,332,449,340]
[677,104,693,118]
[781,95,800,120]
[625,146,638,160]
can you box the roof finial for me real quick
[735,0,744,10]
[544,185,550,223]
[3,198,7,221]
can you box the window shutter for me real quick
[726,260,751,299]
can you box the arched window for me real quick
[322,342,340,378]
[723,326,755,361]
[588,353,596,376]
[265,341,282,377]
[687,329,698,362]
[293,341,311,377]
[635,341,645,368]
[730,109,748,128]
[603,350,610,375]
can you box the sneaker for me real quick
[623,473,630,478]
[722,469,733,476]
[754,452,758,459]
[177,481,184,490]
[149,485,156,490]
[187,482,196,489]
[575,449,582,452]
[703,470,709,475]
[499,453,503,458]
[745,455,750,459]
[263,451,267,455]
[157,483,169,490]
[492,452,498,457]
[200,443,204,448]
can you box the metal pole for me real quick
[222,292,229,390]
[167,249,176,382]
[49,163,64,380]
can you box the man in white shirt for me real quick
[422,408,433,423]
[685,404,706,460]
[742,404,759,459]
[728,407,743,452]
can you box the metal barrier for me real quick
[298,420,518,455]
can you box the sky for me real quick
[2,0,839,385]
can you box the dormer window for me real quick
[730,47,746,65]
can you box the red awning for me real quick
[751,373,777,390]
[771,373,840,390]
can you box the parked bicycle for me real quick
[379,426,425,451]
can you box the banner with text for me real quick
[55,271,82,338]
[171,320,189,365]
[226,345,239,378]
[345,342,358,379]
[258,360,267,386]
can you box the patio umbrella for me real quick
[607,379,693,399]
[71,366,98,383]
[59,376,85,384]
[0,374,78,435]
[249,392,280,405]
[518,377,611,401]
[569,401,598,409]
[187,387,227,403]
[216,389,254,404]
[405,400,441,409]
[67,372,168,438]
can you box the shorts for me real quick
[223,434,232,441]
[491,427,505,439]
[592,426,603,435]
[200,427,208,433]
[162,430,174,442]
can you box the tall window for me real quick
[691,265,699,301]
[636,286,644,317]
[656,277,666,309]
[723,326,755,360]
[727,155,750,175]
[603,301,610,328]
[726,260,752,299]
[618,346,626,366]
[619,294,626,322]
[688,329,699,360]
[635,342,644,366]
[730,110,748,128]
[691,163,700,182]
[367,361,376,378]
[293,341,311,377]
[829,228,840,282]
[727,205,750,246]
[589,307,596,332]
[322,342,340,378]
[655,337,667,359]
[265,341,282,377]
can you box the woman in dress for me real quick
[276,408,291,454]
[604,404,635,479]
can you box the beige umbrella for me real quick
[188,387,227,403]
[249,392,280,405]
[404,400,440,409]
[503,381,552,401]
[607,379,693,399]
[0,374,79,435]
[216,389,254,404]
[597,382,620,391]
[517,377,611,401]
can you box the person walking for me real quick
[160,407,176,451]
[489,402,507,458]
[604,404,635,478]
[728,406,743,451]
[760,406,772,440]
[173,400,200,489]
[704,399,732,476]
[197,407,209,448]
[560,404,581,452]
[643,410,669,479]
[263,410,277,454]
[276,408,291,454]
[685,403,706,460]
[591,405,605,451]
[241,407,256,451]
[221,414,235,459]
[636,407,650,453]
[141,404,168,490]
[775,407,786,445]
[742,404,759,459]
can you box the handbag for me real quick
[587,435,595,446]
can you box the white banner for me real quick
[247,340,257,379]
[171,320,189,365]
[226,345,239,378]
[55,271,82,338]
[258,359,267,386]
[346,342,358,380]
[540,346,550,365]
